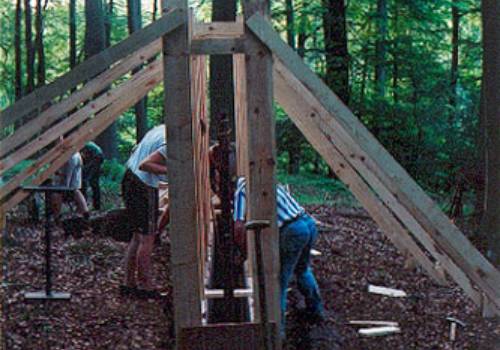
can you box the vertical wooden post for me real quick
[243,0,281,348]
[161,0,202,340]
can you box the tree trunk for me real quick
[152,0,158,21]
[85,0,118,159]
[375,0,387,99]
[322,0,349,104]
[24,0,35,94]
[35,0,47,87]
[284,0,302,174]
[392,2,399,118]
[285,0,295,49]
[127,0,148,141]
[105,0,114,48]
[480,0,500,265]
[209,0,237,140]
[450,0,460,123]
[15,0,23,100]
[69,0,77,68]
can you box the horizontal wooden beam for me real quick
[191,38,246,55]
[192,21,244,40]
[0,8,183,129]
[204,288,253,299]
[0,40,162,160]
[245,13,500,314]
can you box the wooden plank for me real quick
[0,60,162,212]
[0,9,183,129]
[0,51,162,175]
[192,21,244,39]
[205,288,253,299]
[162,0,202,334]
[273,66,449,287]
[0,40,162,160]
[178,322,277,350]
[243,1,281,348]
[245,15,500,312]
[191,38,246,55]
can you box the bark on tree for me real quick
[84,0,118,159]
[322,0,349,104]
[24,0,35,94]
[480,0,500,265]
[285,0,302,174]
[69,0,77,68]
[127,0,148,141]
[209,0,237,140]
[375,0,387,99]
[35,0,47,87]
[105,0,114,49]
[15,0,23,100]
[285,0,295,49]
[450,0,460,121]
[392,2,399,118]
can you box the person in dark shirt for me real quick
[81,141,104,211]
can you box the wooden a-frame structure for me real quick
[1,0,499,348]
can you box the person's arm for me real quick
[139,150,167,175]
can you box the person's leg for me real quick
[73,190,89,217]
[124,232,140,287]
[136,233,156,290]
[294,215,324,316]
[279,219,310,334]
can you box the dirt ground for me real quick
[2,205,499,349]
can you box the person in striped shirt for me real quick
[233,177,325,336]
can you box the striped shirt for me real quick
[233,177,305,228]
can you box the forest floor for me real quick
[2,205,499,350]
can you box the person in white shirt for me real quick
[120,125,167,299]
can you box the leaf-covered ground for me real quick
[2,205,499,349]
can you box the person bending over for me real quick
[52,152,89,220]
[81,141,104,211]
[233,177,324,338]
[121,125,167,299]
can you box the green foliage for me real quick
[0,0,485,209]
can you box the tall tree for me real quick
[15,0,23,100]
[285,0,295,49]
[450,0,460,118]
[322,0,349,104]
[84,0,118,158]
[34,0,47,87]
[69,0,77,68]
[480,0,500,265]
[105,0,114,48]
[375,0,388,99]
[209,0,237,139]
[284,0,303,174]
[24,0,35,94]
[127,0,148,141]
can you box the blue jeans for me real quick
[280,214,324,331]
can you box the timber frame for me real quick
[1,0,499,348]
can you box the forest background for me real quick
[0,0,498,263]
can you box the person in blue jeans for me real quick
[233,176,324,338]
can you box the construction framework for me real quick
[1,0,499,348]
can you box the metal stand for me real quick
[22,185,72,301]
